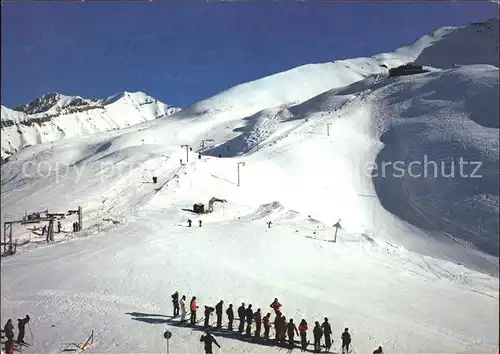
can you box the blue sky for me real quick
[1,1,498,109]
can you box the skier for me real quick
[262,313,271,340]
[237,303,246,333]
[267,221,272,228]
[279,316,287,348]
[373,346,384,354]
[215,300,224,328]
[3,319,14,342]
[269,298,282,315]
[190,296,198,324]
[5,338,14,354]
[341,328,351,354]
[187,219,192,227]
[198,154,202,160]
[16,315,30,345]
[322,317,333,350]
[226,304,234,330]
[286,318,299,349]
[199,220,202,227]
[57,221,62,233]
[171,291,180,317]
[3,319,14,353]
[204,305,215,328]
[3,334,14,354]
[200,331,220,354]
[245,304,254,336]
[46,225,51,242]
[298,319,308,351]
[42,225,47,235]
[313,321,323,353]
[180,295,187,322]
[253,308,262,339]
[274,312,283,343]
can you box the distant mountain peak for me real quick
[9,90,176,116]
[100,91,155,105]
[13,92,91,115]
[1,91,181,160]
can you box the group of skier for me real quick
[171,291,201,325]
[1,315,31,354]
[186,219,202,227]
[171,292,384,353]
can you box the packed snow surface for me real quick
[1,18,499,354]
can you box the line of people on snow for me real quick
[171,292,385,354]
[186,219,202,227]
[1,315,31,354]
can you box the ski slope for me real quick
[1,18,499,354]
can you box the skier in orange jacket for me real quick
[190,296,199,324]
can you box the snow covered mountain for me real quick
[1,18,499,354]
[1,91,181,161]
[177,18,498,121]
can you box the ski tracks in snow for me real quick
[244,110,308,155]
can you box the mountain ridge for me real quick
[1,91,181,161]
[2,90,180,120]
[2,18,497,161]
[179,18,498,120]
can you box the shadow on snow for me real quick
[125,312,339,353]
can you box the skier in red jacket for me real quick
[190,297,199,324]
[270,298,282,315]
[298,319,308,350]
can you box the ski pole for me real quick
[28,322,34,342]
